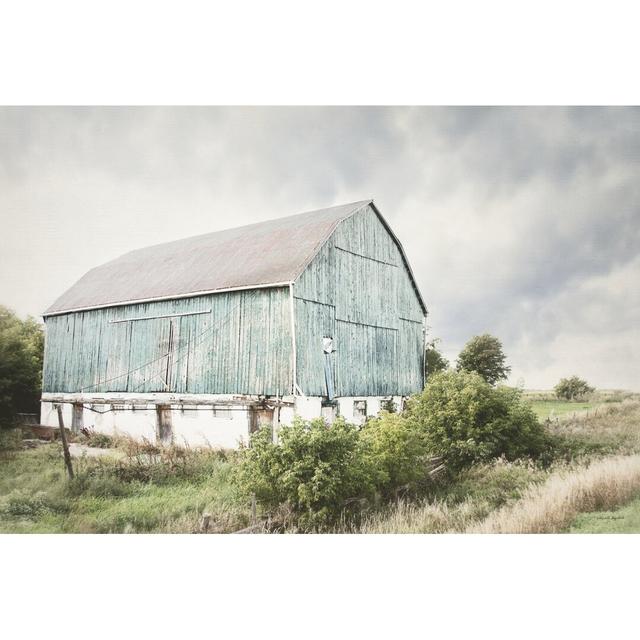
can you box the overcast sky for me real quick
[0,106,638,390]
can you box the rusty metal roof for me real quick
[44,200,375,315]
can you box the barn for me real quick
[40,200,427,447]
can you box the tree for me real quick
[407,370,547,471]
[0,306,44,426]
[425,338,449,379]
[456,333,511,385]
[554,376,595,401]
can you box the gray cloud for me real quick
[0,106,638,389]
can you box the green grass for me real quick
[569,494,640,533]
[0,443,252,533]
[2,399,639,534]
[526,399,594,420]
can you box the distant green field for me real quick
[526,400,594,420]
[569,495,640,533]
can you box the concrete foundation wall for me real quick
[41,393,406,448]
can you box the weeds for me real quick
[357,458,551,533]
[465,454,640,533]
[0,428,22,454]
[78,428,114,449]
[548,400,640,461]
[2,398,639,534]
[0,437,248,533]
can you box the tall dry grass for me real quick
[466,454,640,533]
[359,498,487,534]
[360,455,640,534]
[548,399,640,460]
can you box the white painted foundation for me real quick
[294,396,322,421]
[41,398,251,449]
[40,393,406,448]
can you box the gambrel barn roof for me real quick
[44,200,426,316]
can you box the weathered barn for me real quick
[40,200,427,447]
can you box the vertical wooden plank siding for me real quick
[42,287,292,396]
[294,240,336,306]
[334,322,398,396]
[293,298,335,396]
[42,204,424,400]
[294,204,425,397]
[334,248,398,329]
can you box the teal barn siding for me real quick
[42,287,292,396]
[293,204,425,397]
[42,200,425,403]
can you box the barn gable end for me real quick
[293,203,426,398]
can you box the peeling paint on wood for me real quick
[293,204,425,397]
[42,202,426,403]
[43,288,292,396]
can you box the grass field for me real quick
[2,398,640,534]
[569,494,640,533]
[526,400,594,420]
[0,441,251,533]
[523,389,638,421]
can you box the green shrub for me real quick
[360,411,428,496]
[234,418,379,529]
[408,370,549,471]
[554,376,595,401]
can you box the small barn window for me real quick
[353,400,367,420]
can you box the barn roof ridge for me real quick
[43,199,374,316]
[107,199,373,266]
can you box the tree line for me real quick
[426,333,594,400]
[0,306,44,427]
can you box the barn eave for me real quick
[41,280,294,318]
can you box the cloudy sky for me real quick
[0,106,638,390]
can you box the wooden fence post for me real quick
[56,404,74,479]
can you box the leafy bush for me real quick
[554,376,595,401]
[234,418,379,529]
[408,370,548,471]
[456,333,511,385]
[360,411,428,496]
